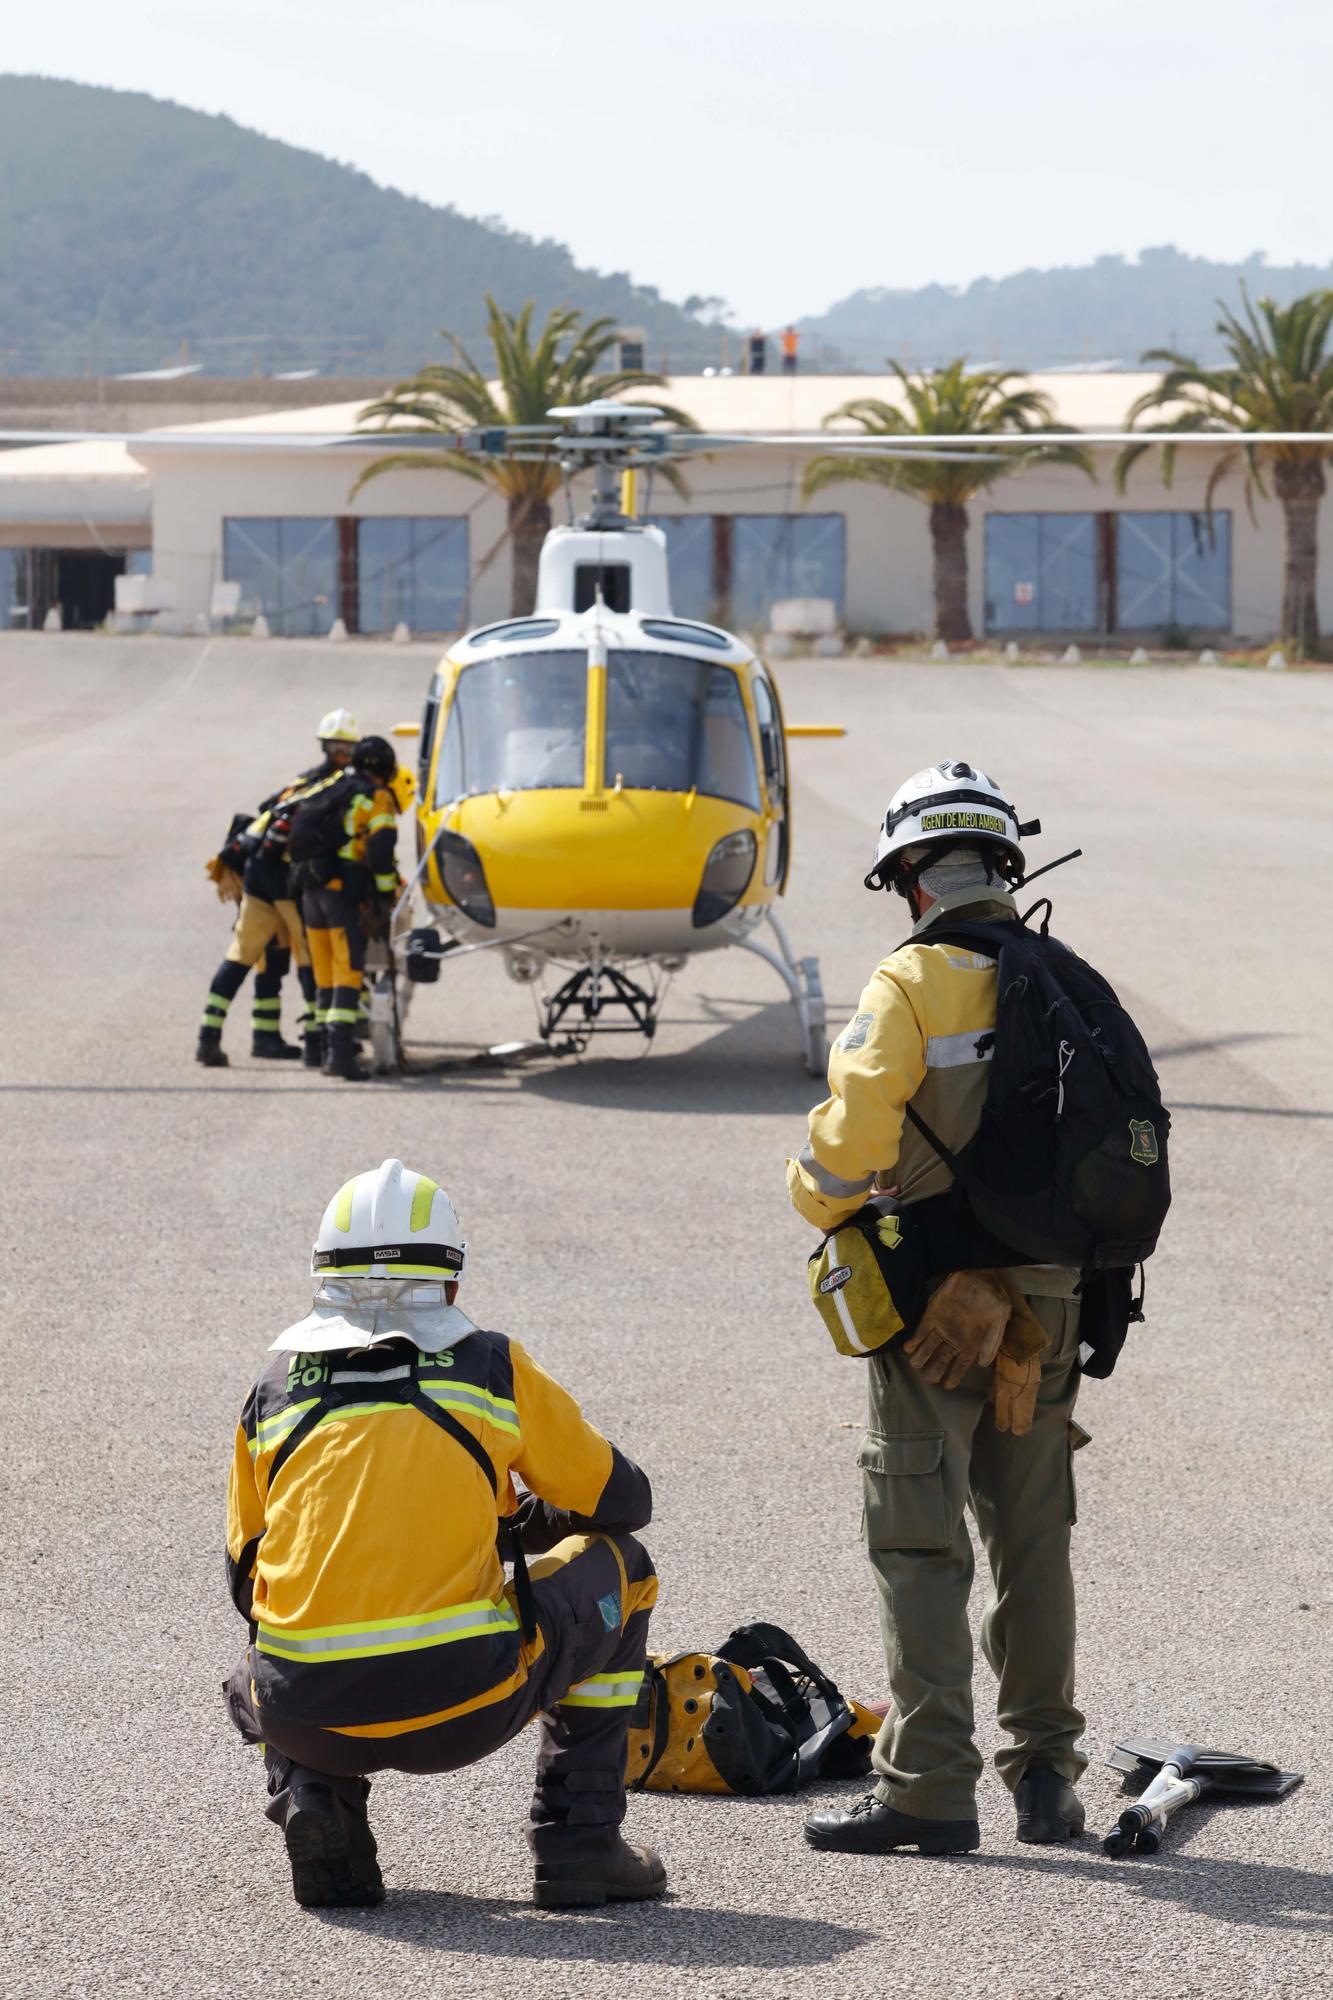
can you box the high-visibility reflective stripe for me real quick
[559,1670,644,1709]
[256,1597,519,1663]
[315,1399,416,1425]
[368,812,395,832]
[420,1380,520,1439]
[333,1262,466,1279]
[325,1007,361,1024]
[249,1397,320,1457]
[374,873,397,891]
[796,1143,873,1199]
[924,1029,995,1069]
[330,1363,412,1385]
[828,1232,873,1355]
[409,1176,439,1234]
[202,998,231,1021]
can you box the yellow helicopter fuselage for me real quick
[414,601,791,961]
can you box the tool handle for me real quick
[1102,1768,1200,1854]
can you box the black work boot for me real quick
[534,1838,667,1909]
[195,1032,228,1068]
[1014,1765,1085,1844]
[303,1029,325,1069]
[805,1793,980,1855]
[283,1783,384,1908]
[323,1029,370,1082]
[251,1033,302,1061]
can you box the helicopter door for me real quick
[751,673,790,888]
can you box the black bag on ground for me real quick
[627,1622,879,1795]
[907,918,1171,1274]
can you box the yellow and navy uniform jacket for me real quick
[788,889,1017,1234]
[226,1330,652,1735]
[333,783,398,894]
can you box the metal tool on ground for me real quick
[1101,1737,1303,1855]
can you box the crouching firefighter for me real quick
[224,1158,666,1912]
[789,761,1169,1860]
[196,710,361,1068]
[290,736,401,1082]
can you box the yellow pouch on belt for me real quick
[808,1203,928,1359]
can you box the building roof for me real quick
[0,437,151,525]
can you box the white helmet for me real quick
[317,707,361,745]
[865,760,1037,894]
[272,1158,474,1354]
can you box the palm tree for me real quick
[802,361,1095,643]
[353,298,685,614]
[1117,289,1333,656]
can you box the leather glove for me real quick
[989,1276,1050,1436]
[904,1270,1012,1388]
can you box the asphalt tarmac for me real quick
[3,634,1331,2000]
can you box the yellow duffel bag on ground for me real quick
[626,1622,880,1795]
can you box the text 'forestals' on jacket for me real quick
[226,1330,652,1734]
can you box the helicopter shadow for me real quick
[515,997,824,1116]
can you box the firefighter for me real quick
[224,1158,666,1912]
[196,712,362,1068]
[790,762,1087,1857]
[295,735,400,1083]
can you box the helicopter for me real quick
[373,401,840,1076]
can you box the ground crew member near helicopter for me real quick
[196,712,362,1068]
[790,761,1087,1858]
[224,1158,666,1913]
[299,735,400,1083]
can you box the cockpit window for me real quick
[435,650,586,802]
[604,652,760,809]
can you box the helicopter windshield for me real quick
[435,651,587,802]
[604,652,760,809]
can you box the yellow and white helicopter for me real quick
[376,402,837,1075]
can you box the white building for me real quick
[0,374,1303,642]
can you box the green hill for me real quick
[0,74,715,377]
[799,247,1333,371]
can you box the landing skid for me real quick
[541,961,659,1046]
[736,910,828,1076]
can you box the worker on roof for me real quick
[223,1159,665,1912]
[197,710,361,1068]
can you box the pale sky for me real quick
[8,0,1330,324]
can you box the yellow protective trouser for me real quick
[225,893,310,971]
[863,1285,1087,1820]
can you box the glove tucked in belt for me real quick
[903,1268,1050,1436]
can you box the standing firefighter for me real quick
[292,735,400,1082]
[790,761,1167,1858]
[196,711,361,1068]
[224,1159,665,1911]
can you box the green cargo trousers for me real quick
[863,1281,1088,1820]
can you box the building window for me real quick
[984,514,1100,632]
[0,549,23,630]
[985,510,1232,635]
[357,517,470,634]
[223,517,339,636]
[649,514,846,629]
[1116,511,1230,631]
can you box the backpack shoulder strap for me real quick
[411,1347,539,1643]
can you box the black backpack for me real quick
[286,771,359,866]
[906,917,1171,1276]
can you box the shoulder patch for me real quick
[838,1011,875,1052]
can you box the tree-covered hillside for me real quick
[0,75,714,376]
[799,247,1333,370]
